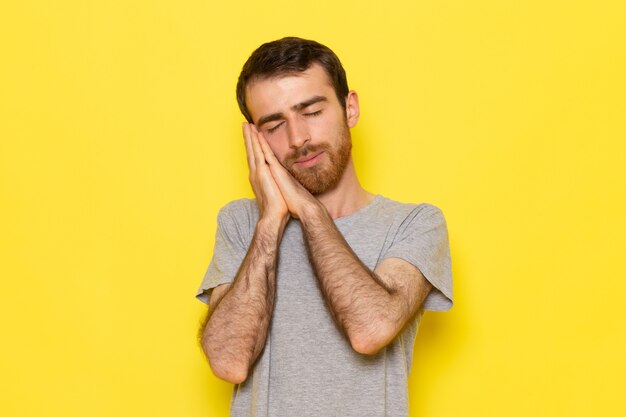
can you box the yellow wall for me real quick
[1,1,625,416]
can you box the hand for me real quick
[242,123,288,224]
[255,130,320,220]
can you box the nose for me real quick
[286,119,310,149]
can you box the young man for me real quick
[197,37,453,417]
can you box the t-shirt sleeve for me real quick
[195,202,252,304]
[382,204,453,311]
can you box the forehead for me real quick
[245,64,336,123]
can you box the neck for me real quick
[315,157,375,219]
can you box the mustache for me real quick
[284,143,330,165]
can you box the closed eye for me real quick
[304,110,322,117]
[266,122,284,134]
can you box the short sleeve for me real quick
[195,201,254,304]
[382,204,453,311]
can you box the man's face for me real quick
[245,64,357,195]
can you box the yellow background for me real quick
[1,1,625,416]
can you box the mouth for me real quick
[293,151,325,168]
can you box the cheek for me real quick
[267,140,289,162]
[312,112,343,137]
[313,116,342,141]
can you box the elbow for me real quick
[209,359,248,384]
[201,338,249,384]
[350,337,383,356]
[348,323,395,356]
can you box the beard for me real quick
[283,120,352,195]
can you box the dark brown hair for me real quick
[236,37,349,123]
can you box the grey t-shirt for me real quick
[197,195,453,417]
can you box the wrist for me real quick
[298,200,329,228]
[257,214,288,238]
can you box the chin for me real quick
[294,166,343,195]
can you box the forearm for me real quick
[300,204,408,354]
[201,217,285,383]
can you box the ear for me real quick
[345,90,360,128]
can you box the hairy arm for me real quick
[199,124,289,384]
[200,218,285,384]
[253,130,434,355]
[300,203,433,355]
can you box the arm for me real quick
[199,124,288,383]
[299,203,433,355]
[200,217,285,383]
[255,132,433,355]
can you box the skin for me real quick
[200,64,433,384]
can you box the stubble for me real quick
[284,122,352,195]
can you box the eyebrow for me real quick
[256,95,328,127]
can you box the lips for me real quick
[293,152,326,168]
[295,151,323,164]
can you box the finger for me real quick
[258,136,300,190]
[256,132,294,186]
[257,131,281,166]
[242,123,256,170]
[249,125,267,168]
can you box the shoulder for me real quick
[217,198,258,219]
[215,198,259,232]
[373,196,445,224]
